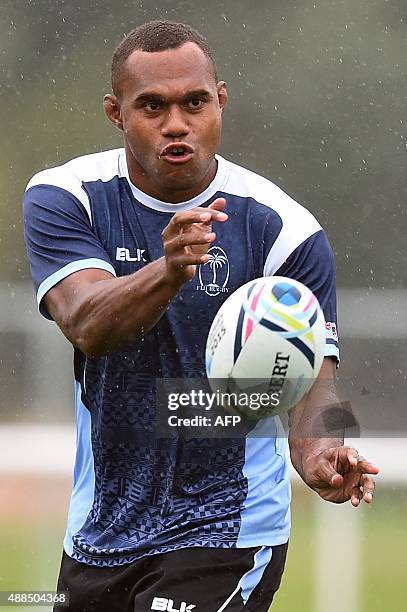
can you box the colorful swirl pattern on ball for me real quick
[235,280,319,368]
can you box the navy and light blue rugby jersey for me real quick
[23,149,339,567]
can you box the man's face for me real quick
[106,42,227,203]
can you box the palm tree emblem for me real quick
[198,246,229,296]
[204,250,228,287]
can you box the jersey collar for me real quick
[118,150,228,213]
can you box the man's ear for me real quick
[103,94,123,131]
[217,81,228,112]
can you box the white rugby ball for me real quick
[205,276,326,418]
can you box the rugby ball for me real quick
[205,276,326,417]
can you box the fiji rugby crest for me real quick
[197,246,230,297]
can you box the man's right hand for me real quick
[162,197,228,286]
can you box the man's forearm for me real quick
[44,202,228,359]
[52,258,184,358]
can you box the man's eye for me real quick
[145,102,160,112]
[188,99,204,109]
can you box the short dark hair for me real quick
[111,20,218,96]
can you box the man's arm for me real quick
[288,357,379,507]
[44,199,227,358]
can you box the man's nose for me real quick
[161,105,189,138]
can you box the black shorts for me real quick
[54,543,288,612]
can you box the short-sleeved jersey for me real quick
[23,149,339,567]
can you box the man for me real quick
[23,21,378,612]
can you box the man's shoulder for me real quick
[221,156,321,233]
[25,148,124,194]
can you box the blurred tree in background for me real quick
[1,0,406,287]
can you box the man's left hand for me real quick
[302,446,379,507]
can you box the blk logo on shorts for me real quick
[150,596,196,611]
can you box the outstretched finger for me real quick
[360,474,375,504]
[208,197,227,212]
[354,460,380,476]
[167,209,227,232]
[165,231,216,254]
[344,448,379,475]
[169,251,212,268]
[350,485,363,508]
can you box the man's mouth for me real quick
[160,143,194,164]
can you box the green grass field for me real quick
[275,486,407,612]
[1,480,406,611]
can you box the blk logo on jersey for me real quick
[197,245,229,296]
[116,247,147,263]
[150,597,196,612]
